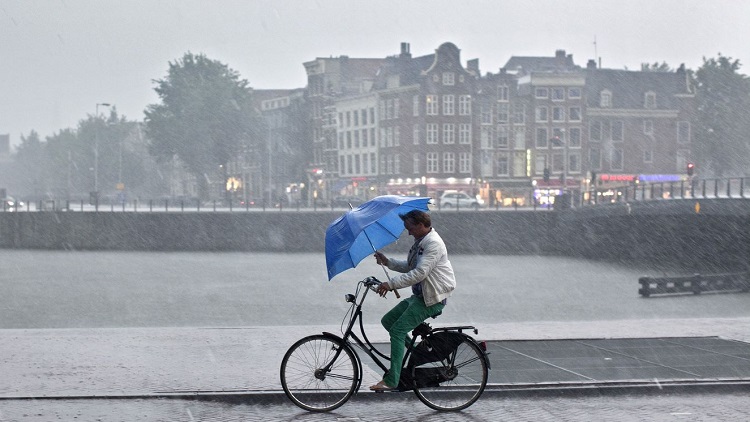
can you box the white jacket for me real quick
[386,229,456,306]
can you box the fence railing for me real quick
[585,177,750,205]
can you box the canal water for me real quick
[1,250,748,329]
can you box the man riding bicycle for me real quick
[371,210,456,391]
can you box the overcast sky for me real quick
[1,0,748,146]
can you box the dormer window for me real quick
[644,91,656,109]
[600,90,612,108]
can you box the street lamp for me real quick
[94,102,111,199]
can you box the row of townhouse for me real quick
[245,42,695,207]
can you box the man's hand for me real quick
[374,251,389,266]
[376,281,391,297]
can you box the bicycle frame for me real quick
[319,277,487,393]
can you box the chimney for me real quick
[587,59,597,70]
[400,42,411,58]
[467,58,479,75]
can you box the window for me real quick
[480,126,493,149]
[379,128,386,147]
[568,152,581,173]
[339,156,345,175]
[569,107,581,121]
[426,123,438,144]
[361,129,368,147]
[600,90,612,108]
[355,154,361,174]
[386,127,393,147]
[643,120,654,135]
[590,121,602,142]
[426,95,438,115]
[480,104,492,125]
[552,107,565,122]
[496,125,509,149]
[568,87,581,99]
[514,128,526,150]
[427,152,439,173]
[496,154,509,176]
[497,85,509,101]
[497,103,509,123]
[353,110,359,126]
[610,149,623,170]
[413,153,420,173]
[385,99,393,119]
[443,95,455,115]
[413,124,420,145]
[371,153,377,173]
[644,91,656,109]
[535,87,548,98]
[413,95,419,116]
[346,111,351,127]
[644,150,653,163]
[535,106,548,122]
[552,128,565,145]
[346,131,352,148]
[338,112,344,128]
[442,72,455,85]
[361,109,367,125]
[369,107,375,124]
[458,95,471,115]
[612,121,624,141]
[677,121,691,144]
[512,104,525,124]
[459,152,471,173]
[443,152,455,173]
[551,88,565,101]
[569,127,581,147]
[393,98,400,118]
[353,130,360,148]
[589,148,601,170]
[394,154,400,174]
[535,155,547,175]
[370,128,376,146]
[394,126,400,146]
[535,127,548,148]
[443,123,455,144]
[459,123,471,144]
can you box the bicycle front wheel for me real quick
[280,334,359,412]
[412,337,488,411]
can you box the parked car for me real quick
[2,196,23,211]
[439,191,484,210]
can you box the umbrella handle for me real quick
[379,264,401,299]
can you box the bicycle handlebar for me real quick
[363,276,401,298]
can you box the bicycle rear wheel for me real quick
[412,337,488,411]
[280,334,359,412]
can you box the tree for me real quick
[692,55,750,177]
[13,130,49,198]
[640,62,673,72]
[144,52,262,199]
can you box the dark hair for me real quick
[399,210,431,227]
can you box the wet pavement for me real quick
[2,318,750,420]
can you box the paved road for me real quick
[3,390,750,421]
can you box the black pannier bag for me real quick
[402,331,465,388]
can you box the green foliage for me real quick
[692,55,750,177]
[640,62,673,72]
[144,52,263,198]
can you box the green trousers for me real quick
[381,295,444,387]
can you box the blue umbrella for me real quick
[325,195,431,281]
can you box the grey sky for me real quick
[1,0,748,145]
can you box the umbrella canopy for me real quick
[325,195,431,280]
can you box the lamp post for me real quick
[94,102,111,199]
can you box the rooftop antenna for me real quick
[593,36,598,65]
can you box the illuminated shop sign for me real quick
[599,174,637,182]
[637,174,684,183]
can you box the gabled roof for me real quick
[584,68,693,109]
[504,50,579,74]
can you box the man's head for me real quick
[399,210,432,238]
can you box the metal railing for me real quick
[585,177,750,205]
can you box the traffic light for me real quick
[687,162,695,176]
[543,167,550,183]
[590,171,597,185]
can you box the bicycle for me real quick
[279,276,490,412]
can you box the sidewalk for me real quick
[2,318,750,400]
